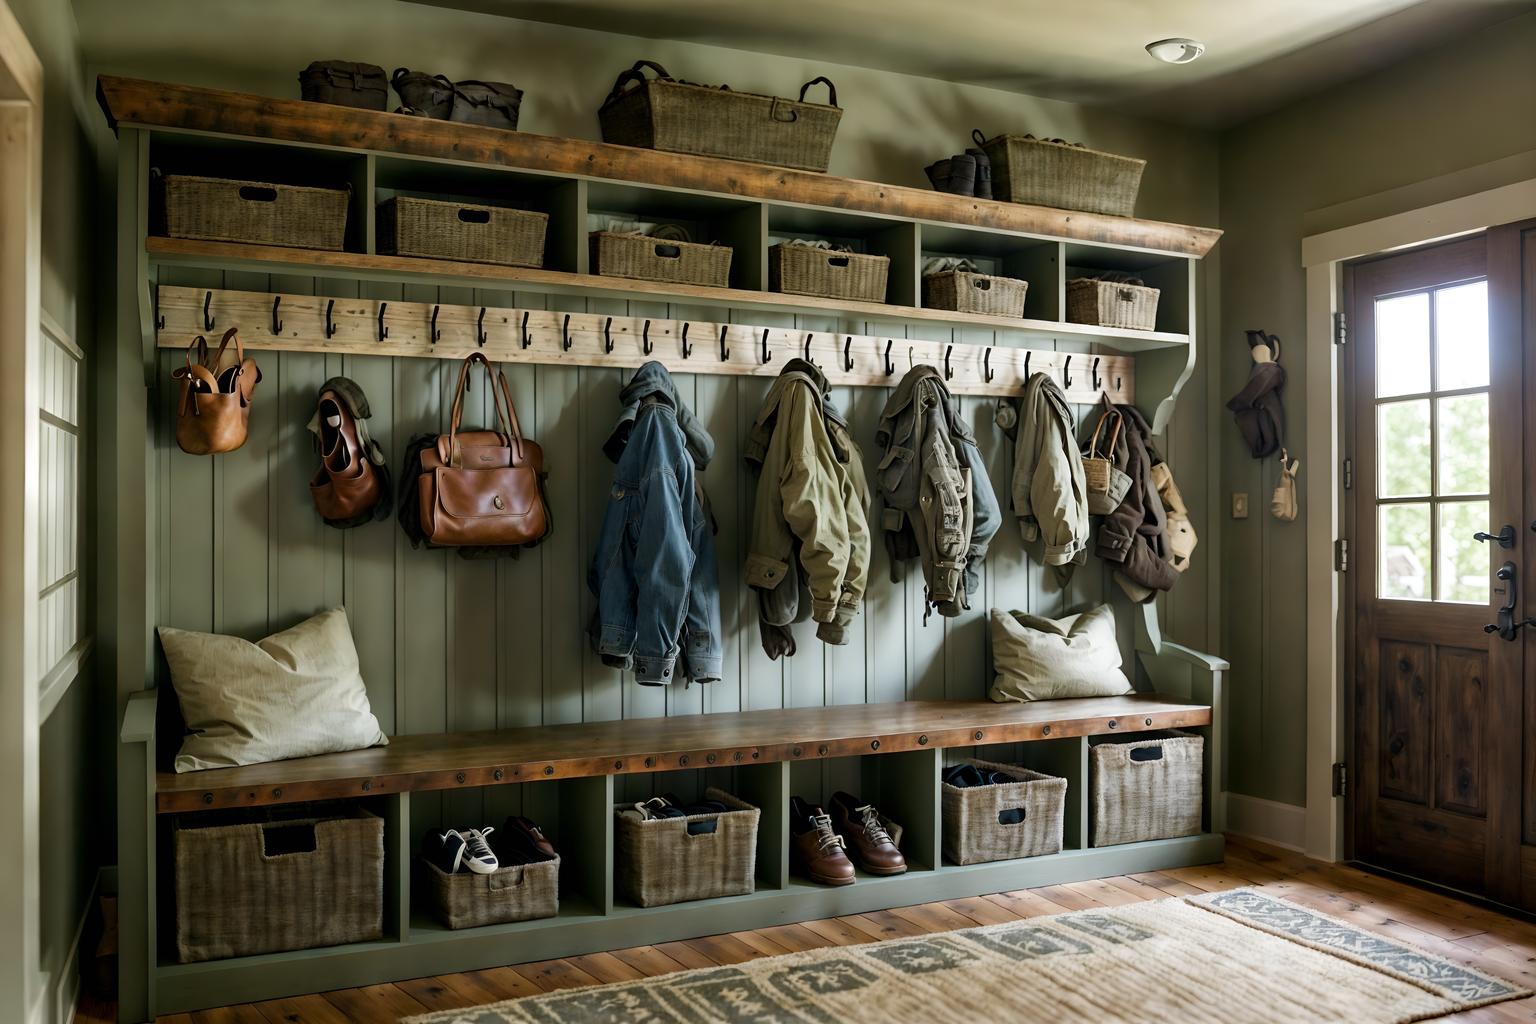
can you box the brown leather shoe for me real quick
[308,378,388,527]
[790,797,855,886]
[506,816,557,860]
[830,791,907,875]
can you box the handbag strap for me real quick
[176,363,221,417]
[797,76,838,107]
[495,367,527,462]
[447,353,523,465]
[605,59,671,103]
[1085,408,1122,460]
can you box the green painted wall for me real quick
[8,0,103,1010]
[1216,10,1536,807]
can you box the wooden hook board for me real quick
[154,286,1136,404]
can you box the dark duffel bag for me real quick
[299,61,387,110]
[392,67,455,119]
[450,80,522,130]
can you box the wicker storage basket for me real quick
[1091,730,1204,847]
[156,173,349,251]
[942,759,1067,865]
[174,805,383,963]
[978,134,1145,217]
[615,788,759,908]
[591,232,732,287]
[923,271,1029,317]
[421,854,559,930]
[377,197,548,267]
[599,60,841,172]
[770,245,889,303]
[1067,278,1160,331]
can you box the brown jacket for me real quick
[1092,396,1179,600]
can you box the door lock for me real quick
[1484,561,1536,641]
[1475,525,1516,548]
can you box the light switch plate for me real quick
[1232,492,1249,519]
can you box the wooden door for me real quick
[1346,232,1524,899]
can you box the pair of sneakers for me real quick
[617,794,728,822]
[424,816,557,875]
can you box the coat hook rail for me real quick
[152,285,1137,404]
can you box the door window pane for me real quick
[1436,393,1489,496]
[1376,292,1431,397]
[1437,501,1489,604]
[1380,503,1431,600]
[1377,400,1431,497]
[1435,281,1489,391]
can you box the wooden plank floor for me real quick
[76,837,1536,1023]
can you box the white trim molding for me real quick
[1301,172,1536,862]
[1225,793,1307,853]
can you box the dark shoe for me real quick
[423,828,468,874]
[942,763,1010,789]
[789,796,855,886]
[965,147,992,200]
[830,792,906,876]
[500,816,557,861]
[308,377,391,528]
[944,154,977,196]
[925,157,953,192]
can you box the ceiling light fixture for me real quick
[1145,38,1206,64]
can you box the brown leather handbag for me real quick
[417,352,549,547]
[171,328,261,455]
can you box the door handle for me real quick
[1475,525,1516,548]
[1484,561,1535,641]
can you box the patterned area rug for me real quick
[403,889,1527,1024]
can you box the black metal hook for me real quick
[984,346,994,383]
[642,320,652,355]
[604,317,613,354]
[883,340,894,376]
[1063,355,1073,388]
[203,291,214,331]
[325,299,336,339]
[520,311,530,350]
[1115,374,1122,391]
[843,336,854,373]
[377,302,389,342]
[430,305,441,344]
[761,328,772,365]
[562,313,571,352]
[1025,351,1031,378]
[803,333,816,367]
[475,307,487,347]
[151,284,164,331]
[681,323,692,359]
[719,325,730,361]
[270,296,283,335]
[944,345,954,381]
[1091,357,1102,390]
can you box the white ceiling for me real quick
[410,0,1536,126]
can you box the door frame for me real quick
[1301,172,1536,862]
[0,1,44,1021]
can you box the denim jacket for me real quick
[588,362,723,685]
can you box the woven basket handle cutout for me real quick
[237,185,278,203]
[798,76,838,107]
[1129,746,1164,763]
[457,208,491,224]
[605,59,671,102]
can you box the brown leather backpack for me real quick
[417,352,549,547]
[171,328,260,455]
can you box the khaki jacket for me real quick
[1009,372,1089,568]
[744,360,872,655]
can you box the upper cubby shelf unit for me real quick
[100,76,1219,350]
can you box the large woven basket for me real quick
[978,134,1145,217]
[770,245,889,303]
[615,788,759,908]
[377,196,548,267]
[156,173,349,251]
[1091,730,1204,847]
[174,805,383,963]
[599,60,841,172]
[923,271,1029,318]
[591,232,732,287]
[1067,278,1160,331]
[421,854,559,930]
[942,759,1066,865]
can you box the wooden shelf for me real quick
[100,75,1220,259]
[146,237,1192,351]
[153,695,1211,813]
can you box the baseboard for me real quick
[1224,793,1307,853]
[43,868,101,1024]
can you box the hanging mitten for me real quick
[1271,449,1300,521]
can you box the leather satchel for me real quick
[171,328,260,455]
[417,352,549,547]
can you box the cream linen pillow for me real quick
[159,607,388,772]
[988,604,1134,702]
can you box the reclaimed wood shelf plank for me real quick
[99,75,1221,258]
[154,696,1212,813]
